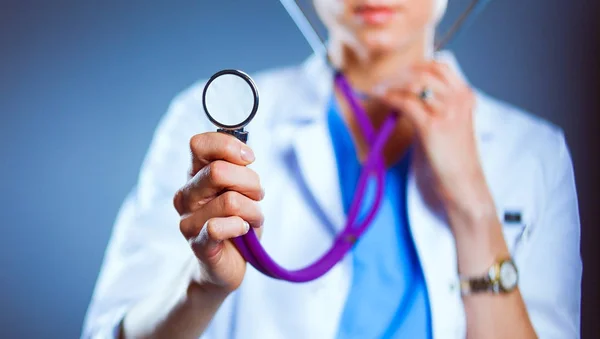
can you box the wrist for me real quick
[122,258,228,339]
[448,208,510,276]
[176,260,231,321]
[454,228,509,276]
[187,261,231,306]
[190,280,231,305]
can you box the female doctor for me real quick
[83,0,582,338]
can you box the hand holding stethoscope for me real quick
[370,60,494,237]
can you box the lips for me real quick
[354,4,398,25]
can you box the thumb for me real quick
[191,217,250,263]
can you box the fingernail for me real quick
[243,221,250,234]
[260,187,266,199]
[240,146,255,162]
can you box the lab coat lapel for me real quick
[291,121,347,234]
[286,55,346,234]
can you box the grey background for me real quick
[0,0,598,338]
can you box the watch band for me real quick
[459,275,493,296]
[459,258,518,296]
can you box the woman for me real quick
[83,0,581,338]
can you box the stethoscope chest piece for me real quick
[202,69,259,143]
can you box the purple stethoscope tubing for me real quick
[229,71,398,282]
[218,0,495,282]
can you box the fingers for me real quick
[382,91,430,129]
[372,72,443,128]
[375,60,461,97]
[180,191,264,240]
[369,60,470,129]
[175,160,263,215]
[378,71,448,115]
[188,132,256,178]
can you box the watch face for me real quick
[499,261,518,290]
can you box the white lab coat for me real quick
[82,52,582,339]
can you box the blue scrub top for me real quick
[327,97,432,339]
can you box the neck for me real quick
[328,30,435,94]
[327,30,435,166]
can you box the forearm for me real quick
[121,258,228,339]
[447,204,537,339]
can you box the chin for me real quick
[354,30,408,56]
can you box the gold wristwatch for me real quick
[459,258,519,295]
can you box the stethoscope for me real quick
[201,0,493,283]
